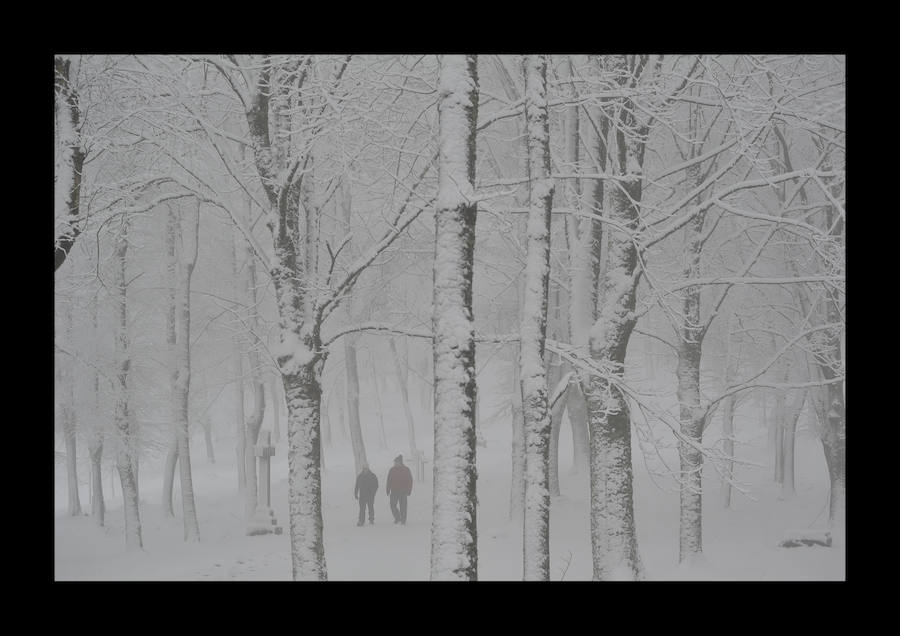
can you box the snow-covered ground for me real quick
[54,373,844,581]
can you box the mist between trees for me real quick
[54,54,845,581]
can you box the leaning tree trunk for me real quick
[112,220,142,549]
[430,54,479,581]
[520,55,554,581]
[162,205,179,518]
[173,200,201,541]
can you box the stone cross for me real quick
[247,430,282,536]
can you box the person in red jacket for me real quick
[386,454,413,525]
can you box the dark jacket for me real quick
[354,469,378,499]
[386,464,413,496]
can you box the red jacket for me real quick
[386,465,413,496]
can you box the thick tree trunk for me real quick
[430,54,479,581]
[162,444,178,518]
[520,55,554,581]
[64,413,82,516]
[112,222,142,549]
[583,116,644,579]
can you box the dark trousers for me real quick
[358,494,375,524]
[389,492,408,523]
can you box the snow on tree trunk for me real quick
[583,163,644,580]
[676,165,704,564]
[54,56,85,273]
[112,221,142,549]
[519,54,554,581]
[173,200,201,542]
[342,181,369,475]
[430,54,479,581]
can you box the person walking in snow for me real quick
[386,454,413,525]
[354,464,379,526]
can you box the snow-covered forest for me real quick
[54,54,845,581]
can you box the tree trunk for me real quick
[59,303,82,516]
[54,56,86,273]
[342,180,369,475]
[781,391,806,500]
[271,380,281,444]
[520,55,554,581]
[721,394,735,508]
[112,221,142,549]
[774,387,786,484]
[162,204,179,518]
[231,227,246,491]
[242,243,266,524]
[203,417,215,463]
[583,101,644,579]
[567,383,590,474]
[89,439,104,525]
[509,343,525,520]
[430,54,479,581]
[370,350,389,449]
[676,144,705,565]
[174,200,201,542]
[390,338,418,459]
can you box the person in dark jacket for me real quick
[354,464,379,526]
[386,454,413,525]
